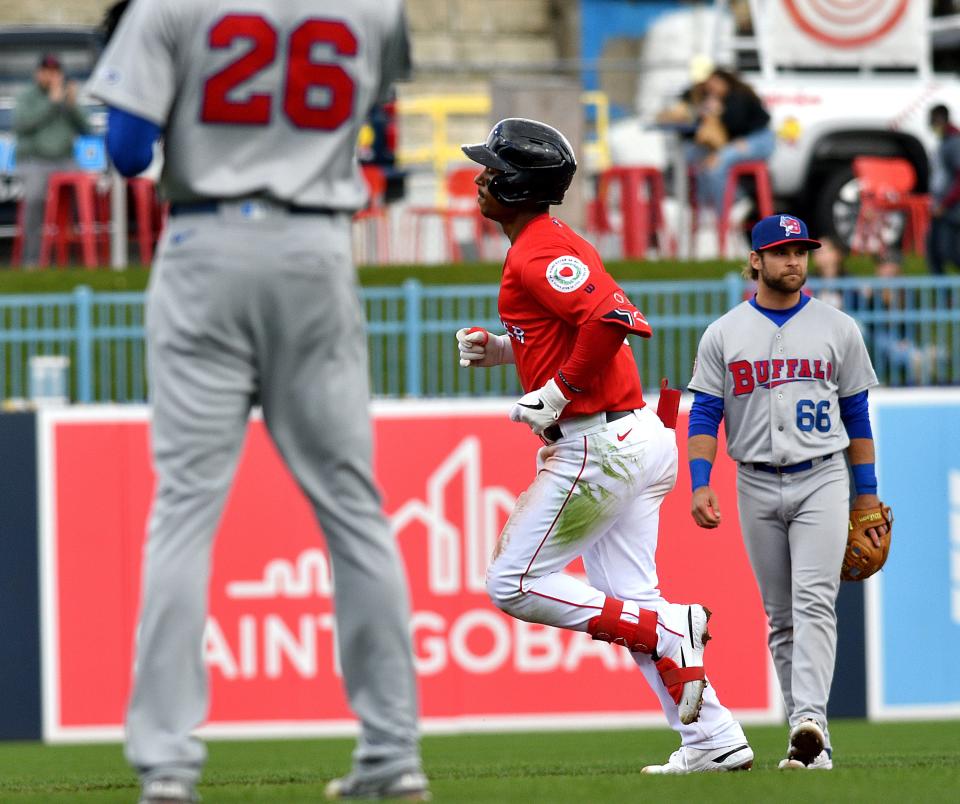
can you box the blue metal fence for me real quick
[1,275,958,404]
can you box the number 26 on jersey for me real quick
[202,15,356,130]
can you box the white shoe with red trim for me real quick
[641,743,754,774]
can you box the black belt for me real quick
[169,200,340,217]
[543,410,632,443]
[749,453,834,474]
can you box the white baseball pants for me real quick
[487,406,746,748]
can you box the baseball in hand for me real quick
[458,327,488,367]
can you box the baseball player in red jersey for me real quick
[457,119,753,773]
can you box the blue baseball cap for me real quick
[751,214,821,252]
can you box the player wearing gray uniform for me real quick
[687,215,888,770]
[88,2,427,802]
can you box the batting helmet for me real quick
[462,118,577,206]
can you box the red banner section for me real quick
[41,403,773,739]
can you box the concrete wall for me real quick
[0,0,572,63]
[0,0,113,24]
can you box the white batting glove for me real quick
[456,327,514,367]
[509,378,570,436]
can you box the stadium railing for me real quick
[1,275,958,404]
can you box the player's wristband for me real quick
[690,458,713,492]
[851,462,878,496]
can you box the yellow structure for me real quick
[397,92,611,203]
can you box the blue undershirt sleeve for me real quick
[839,390,873,440]
[688,392,724,438]
[106,107,161,177]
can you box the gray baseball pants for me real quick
[126,206,421,786]
[17,156,75,265]
[736,455,849,750]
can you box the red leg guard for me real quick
[587,597,659,654]
[656,656,706,704]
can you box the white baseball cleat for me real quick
[787,718,826,766]
[642,743,754,774]
[656,604,712,725]
[324,770,431,801]
[779,749,833,770]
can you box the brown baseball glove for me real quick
[841,503,893,581]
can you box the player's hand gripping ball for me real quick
[456,327,511,368]
[841,503,893,581]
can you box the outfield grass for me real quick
[1,720,957,802]
[0,251,932,295]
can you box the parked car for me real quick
[609,0,960,248]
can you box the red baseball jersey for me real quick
[498,214,652,418]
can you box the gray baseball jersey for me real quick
[85,1,423,795]
[87,0,410,209]
[690,293,879,752]
[688,297,878,464]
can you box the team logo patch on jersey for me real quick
[545,255,590,293]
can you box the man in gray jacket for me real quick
[13,53,90,265]
[927,104,960,275]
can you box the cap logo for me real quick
[780,215,802,236]
[545,255,589,293]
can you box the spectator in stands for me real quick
[686,69,775,242]
[861,251,940,385]
[811,235,851,310]
[13,53,90,266]
[927,104,960,274]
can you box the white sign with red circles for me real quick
[765,0,925,69]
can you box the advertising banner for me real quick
[39,401,775,742]
[867,390,960,719]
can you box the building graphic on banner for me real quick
[225,436,515,601]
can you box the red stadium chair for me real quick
[851,156,930,255]
[689,160,774,258]
[590,166,674,259]
[355,164,390,263]
[39,172,106,269]
[407,167,500,262]
[127,177,167,264]
[718,161,774,257]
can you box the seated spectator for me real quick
[861,251,941,385]
[655,80,706,137]
[13,53,90,266]
[685,69,775,236]
[811,235,852,310]
[927,104,960,274]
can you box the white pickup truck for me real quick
[610,0,960,246]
